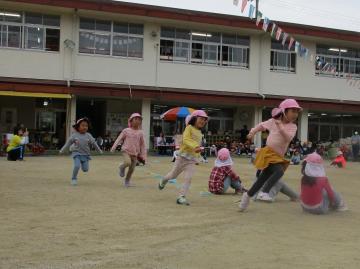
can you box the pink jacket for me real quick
[111,128,146,159]
[249,118,297,156]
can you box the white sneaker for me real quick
[336,201,348,212]
[177,196,190,206]
[257,191,274,202]
[239,192,250,212]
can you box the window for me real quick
[79,18,144,58]
[316,44,360,79]
[270,40,296,73]
[160,27,250,68]
[0,11,60,51]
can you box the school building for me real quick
[0,0,359,150]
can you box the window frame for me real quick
[159,27,250,69]
[78,18,144,59]
[0,10,60,52]
[270,40,296,73]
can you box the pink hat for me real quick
[279,99,302,112]
[190,110,208,119]
[271,108,282,118]
[304,152,323,164]
[217,148,230,161]
[185,115,191,125]
[128,113,142,127]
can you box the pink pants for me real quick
[163,156,196,196]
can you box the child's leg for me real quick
[260,164,285,193]
[7,147,22,161]
[247,166,274,197]
[125,157,137,181]
[229,178,242,191]
[222,176,232,193]
[279,181,299,200]
[119,152,132,176]
[178,160,195,197]
[80,157,89,172]
[163,157,186,183]
[72,156,81,180]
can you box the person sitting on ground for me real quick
[6,126,29,161]
[331,151,346,168]
[209,148,246,195]
[300,152,347,214]
[290,150,301,165]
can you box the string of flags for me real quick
[233,0,360,90]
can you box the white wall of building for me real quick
[0,1,359,102]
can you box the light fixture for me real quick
[64,39,75,49]
[191,32,212,37]
[340,49,348,53]
[0,12,21,17]
[43,100,49,106]
[329,48,347,53]
[321,113,327,116]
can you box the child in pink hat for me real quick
[159,110,208,206]
[300,152,347,214]
[331,151,347,168]
[111,113,146,187]
[239,99,302,211]
[208,148,246,195]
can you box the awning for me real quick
[0,91,71,99]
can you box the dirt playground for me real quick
[0,155,359,269]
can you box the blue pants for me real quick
[7,146,24,161]
[72,155,90,180]
[222,176,242,193]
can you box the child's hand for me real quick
[195,147,202,153]
[247,134,253,140]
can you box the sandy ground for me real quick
[0,155,359,269]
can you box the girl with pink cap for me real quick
[111,113,146,187]
[300,152,347,214]
[239,99,302,211]
[159,110,208,205]
[208,148,246,195]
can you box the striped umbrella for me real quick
[160,107,196,121]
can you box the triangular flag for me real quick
[248,4,255,18]
[270,23,277,37]
[275,27,282,40]
[262,17,270,32]
[288,37,294,50]
[241,0,248,13]
[233,0,239,6]
[256,11,263,26]
[295,41,300,53]
[282,33,289,46]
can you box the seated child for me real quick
[7,126,28,161]
[208,148,246,195]
[290,150,301,165]
[331,151,346,168]
[300,152,347,214]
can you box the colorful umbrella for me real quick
[160,107,195,121]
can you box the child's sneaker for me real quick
[124,179,135,188]
[235,186,248,195]
[158,178,167,190]
[336,201,348,212]
[176,196,190,206]
[119,166,125,178]
[239,192,250,211]
[71,179,78,186]
[257,191,274,202]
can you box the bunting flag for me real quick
[288,37,294,50]
[233,0,239,6]
[275,27,282,40]
[248,4,256,18]
[241,0,248,12]
[256,11,263,26]
[295,41,300,53]
[262,17,270,32]
[270,23,277,37]
[282,33,289,46]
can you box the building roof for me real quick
[11,0,360,43]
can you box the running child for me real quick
[158,110,208,205]
[60,118,103,186]
[110,113,146,187]
[239,99,302,211]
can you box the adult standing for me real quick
[351,131,360,161]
